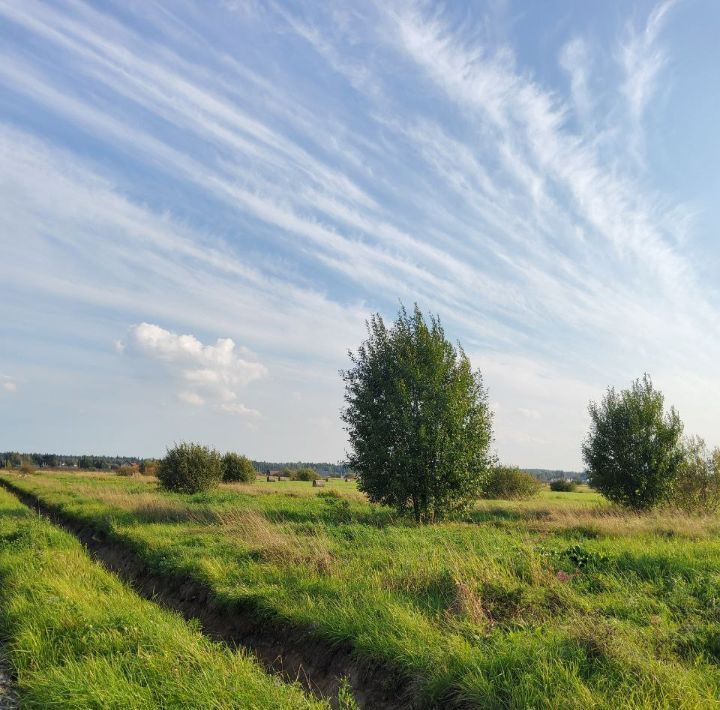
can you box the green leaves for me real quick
[582,374,684,510]
[342,305,494,522]
[157,442,223,493]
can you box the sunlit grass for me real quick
[4,471,720,707]
[0,486,325,709]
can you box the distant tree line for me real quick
[0,452,142,470]
[0,452,349,477]
[524,468,585,482]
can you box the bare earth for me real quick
[0,649,18,709]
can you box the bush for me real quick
[583,374,684,510]
[482,466,542,500]
[672,436,720,513]
[157,443,223,493]
[117,464,140,477]
[139,459,159,476]
[550,479,577,492]
[291,467,319,481]
[18,460,34,477]
[222,453,256,483]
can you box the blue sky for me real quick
[1,0,719,469]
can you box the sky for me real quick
[1,0,719,469]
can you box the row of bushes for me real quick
[480,466,578,500]
[277,467,320,481]
[153,446,576,500]
[157,444,256,493]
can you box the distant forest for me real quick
[1,452,579,480]
[0,452,351,476]
[525,468,585,481]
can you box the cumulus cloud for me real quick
[122,323,266,415]
[1,376,17,393]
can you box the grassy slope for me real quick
[0,485,326,709]
[4,472,720,708]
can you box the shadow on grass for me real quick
[462,508,551,525]
[263,501,400,528]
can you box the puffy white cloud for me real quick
[123,323,266,413]
[1,376,17,393]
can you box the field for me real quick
[0,483,324,709]
[2,471,720,708]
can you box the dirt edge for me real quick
[0,477,434,710]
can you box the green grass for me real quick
[4,472,720,708]
[0,485,326,709]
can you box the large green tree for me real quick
[582,374,684,510]
[342,305,494,522]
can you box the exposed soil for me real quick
[0,649,18,710]
[0,479,433,709]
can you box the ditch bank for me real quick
[0,648,18,710]
[0,478,428,710]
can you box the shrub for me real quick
[18,460,34,477]
[291,467,319,481]
[342,304,494,523]
[583,374,684,510]
[157,443,223,493]
[139,459,159,476]
[482,466,542,500]
[550,479,577,492]
[672,436,720,513]
[117,464,140,477]
[222,453,256,483]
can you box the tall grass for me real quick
[4,472,720,707]
[0,486,325,709]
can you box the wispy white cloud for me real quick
[559,37,593,124]
[1,376,17,394]
[0,0,717,465]
[618,0,678,156]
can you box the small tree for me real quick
[342,305,494,523]
[222,452,256,483]
[582,374,684,510]
[673,436,720,513]
[482,465,542,500]
[157,442,223,493]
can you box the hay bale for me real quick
[312,479,326,487]
[266,475,278,482]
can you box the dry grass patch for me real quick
[532,506,720,538]
[217,509,335,573]
[473,496,720,538]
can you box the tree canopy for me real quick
[582,374,684,510]
[342,305,494,522]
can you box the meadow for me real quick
[1,471,719,708]
[0,483,325,709]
